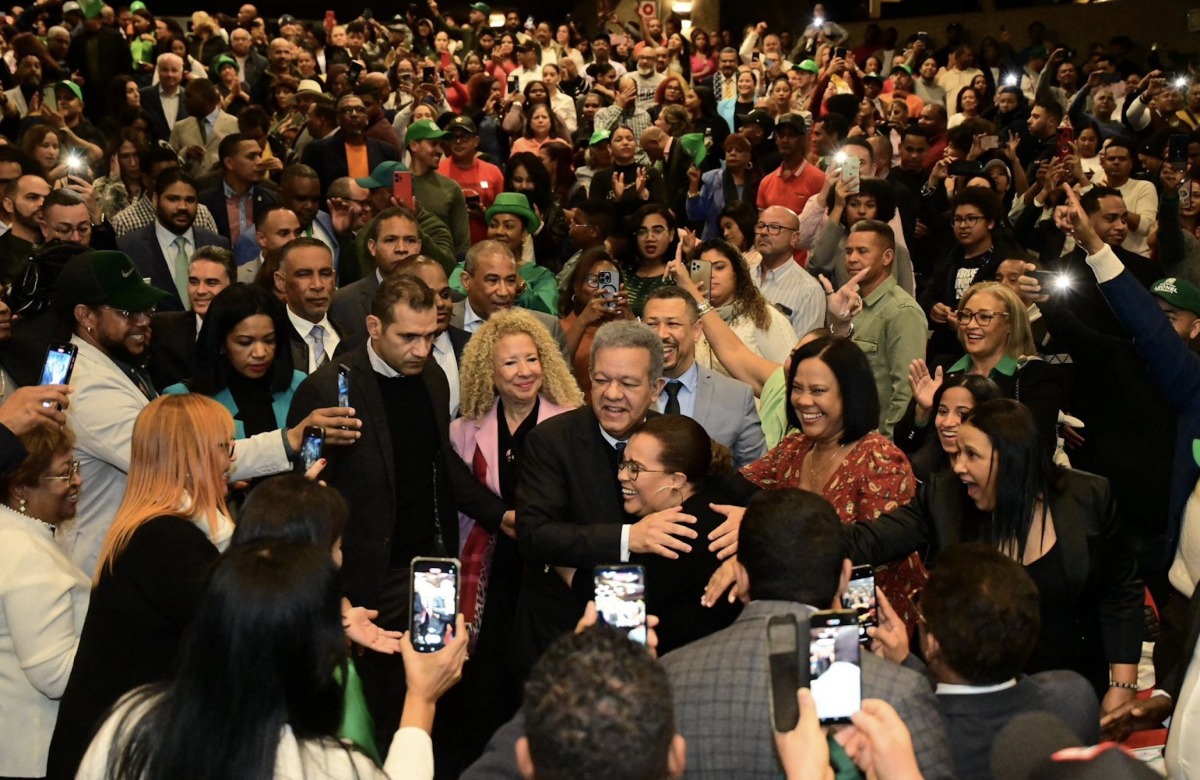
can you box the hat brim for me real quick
[108,279,170,312]
[354,175,386,189]
[486,204,541,234]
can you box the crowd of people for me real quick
[0,0,1199,778]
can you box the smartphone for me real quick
[597,269,619,309]
[833,47,848,61]
[593,564,647,644]
[410,557,460,652]
[361,7,373,20]
[1056,125,1075,160]
[840,154,861,194]
[337,364,351,408]
[348,60,364,85]
[39,342,78,408]
[423,64,436,83]
[393,171,414,210]
[1064,48,1076,61]
[947,159,984,177]
[1169,133,1190,166]
[752,51,761,63]
[841,565,877,643]
[767,614,805,732]
[808,610,862,725]
[689,258,712,298]
[300,426,324,471]
[507,74,519,94]
[917,31,928,45]
[980,134,1000,151]
[464,189,482,209]
[1031,269,1072,295]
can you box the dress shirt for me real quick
[754,256,826,336]
[461,299,487,334]
[286,306,340,373]
[153,222,194,289]
[159,87,181,131]
[432,330,460,418]
[656,361,699,418]
[222,180,255,246]
[367,339,399,377]
[201,106,220,140]
[194,313,203,336]
[598,424,633,563]
[1167,633,1200,778]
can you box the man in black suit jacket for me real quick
[513,319,674,672]
[66,17,132,124]
[197,133,280,247]
[274,238,350,374]
[139,53,189,143]
[116,171,230,312]
[288,272,509,751]
[301,94,400,195]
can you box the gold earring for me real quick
[17,497,26,514]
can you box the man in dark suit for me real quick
[331,207,424,348]
[405,257,470,418]
[641,125,697,226]
[197,133,280,248]
[146,247,235,390]
[139,53,188,143]
[273,238,349,375]
[116,170,229,312]
[301,94,400,195]
[287,272,510,753]
[661,489,955,780]
[871,543,1099,780]
[67,14,132,124]
[513,319,674,669]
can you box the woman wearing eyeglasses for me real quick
[620,204,680,318]
[899,281,1066,458]
[559,248,633,401]
[0,424,88,779]
[47,395,238,780]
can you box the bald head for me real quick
[268,38,294,71]
[755,206,801,266]
[640,127,669,162]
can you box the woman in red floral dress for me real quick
[740,336,925,627]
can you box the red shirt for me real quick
[757,160,826,215]
[438,157,506,244]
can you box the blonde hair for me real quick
[94,395,234,582]
[458,309,583,420]
[958,281,1036,359]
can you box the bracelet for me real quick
[1109,680,1138,690]
[696,301,715,317]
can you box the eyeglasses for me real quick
[636,225,670,238]
[754,222,798,236]
[48,223,92,239]
[950,214,985,227]
[42,459,80,481]
[618,459,669,480]
[218,441,236,458]
[583,273,602,288]
[101,304,156,320]
[338,105,367,114]
[954,308,1009,327]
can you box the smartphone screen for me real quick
[809,610,862,724]
[300,426,324,471]
[980,134,1000,151]
[767,614,804,732]
[392,171,414,210]
[834,47,848,60]
[594,564,647,644]
[689,258,712,298]
[507,74,519,94]
[597,269,620,309]
[410,557,460,653]
[39,342,77,387]
[337,365,350,408]
[841,566,877,643]
[348,61,364,85]
[1056,126,1075,160]
[840,155,861,194]
[423,65,436,83]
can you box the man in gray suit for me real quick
[660,489,956,780]
[451,240,568,360]
[330,206,423,348]
[642,287,765,467]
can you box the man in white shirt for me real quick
[403,257,468,418]
[935,45,982,113]
[239,205,303,283]
[753,205,826,336]
[1096,138,1159,258]
[512,43,542,94]
[274,238,345,374]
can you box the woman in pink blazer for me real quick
[448,309,582,753]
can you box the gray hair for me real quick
[719,47,739,57]
[464,239,515,275]
[589,320,664,382]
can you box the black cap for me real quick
[445,115,478,135]
[737,109,776,133]
[775,113,807,133]
[55,250,169,314]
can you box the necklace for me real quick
[808,441,848,479]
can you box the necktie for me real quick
[198,118,208,144]
[310,324,328,369]
[663,381,682,415]
[171,236,190,304]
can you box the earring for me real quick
[17,497,26,514]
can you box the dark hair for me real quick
[104,129,149,179]
[900,125,930,143]
[104,541,349,779]
[191,283,294,395]
[562,247,617,317]
[954,86,982,113]
[184,77,219,104]
[524,625,675,780]
[844,178,895,224]
[816,112,850,142]
[921,543,1041,684]
[634,414,731,488]
[785,337,879,443]
[154,168,197,196]
[506,152,553,214]
[1032,96,1064,124]
[693,238,774,330]
[371,272,435,324]
[951,186,1002,225]
[930,373,1003,418]
[370,206,419,241]
[848,217,896,252]
[233,475,349,552]
[217,132,255,164]
[961,399,1053,560]
[626,203,677,268]
[644,284,701,322]
[718,200,758,251]
[191,245,237,285]
[43,187,87,212]
[1079,185,1123,216]
[739,489,844,605]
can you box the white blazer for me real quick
[61,335,294,575]
[0,504,90,776]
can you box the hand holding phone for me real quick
[597,269,620,310]
[300,426,325,471]
[594,564,647,644]
[337,364,351,408]
[39,342,78,408]
[410,557,460,652]
[393,171,414,210]
[841,565,877,643]
[808,610,862,724]
[689,258,712,299]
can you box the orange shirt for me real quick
[345,142,369,179]
[438,157,506,244]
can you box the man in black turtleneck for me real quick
[288,272,510,759]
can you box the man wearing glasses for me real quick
[752,204,826,336]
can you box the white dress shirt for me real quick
[286,306,341,373]
[159,87,181,132]
[462,299,487,334]
[432,330,460,418]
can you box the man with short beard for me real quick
[711,48,740,101]
[0,174,49,283]
[251,38,298,108]
[0,55,43,120]
[631,47,665,112]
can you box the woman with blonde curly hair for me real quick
[447,308,582,752]
[48,394,237,779]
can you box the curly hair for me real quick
[458,309,584,420]
[695,239,773,331]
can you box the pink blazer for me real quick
[449,396,574,551]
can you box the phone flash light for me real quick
[834,151,848,164]
[1003,74,1019,87]
[1176,77,1191,89]
[1050,275,1072,292]
[66,154,85,172]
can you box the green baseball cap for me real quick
[406,119,449,145]
[678,132,708,167]
[589,129,612,146]
[893,63,913,76]
[55,251,169,312]
[214,55,238,73]
[54,80,83,102]
[355,160,409,190]
[793,59,820,75]
[469,2,491,12]
[129,0,147,11]
[485,192,541,233]
[1151,277,1200,316]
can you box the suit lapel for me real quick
[476,410,501,495]
[693,369,714,427]
[350,347,396,495]
[146,233,183,310]
[1051,491,1089,600]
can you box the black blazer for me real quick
[139,86,189,144]
[448,325,470,361]
[147,310,198,390]
[286,345,506,609]
[329,271,379,348]
[285,312,351,376]
[116,224,231,311]
[843,468,1144,668]
[300,134,401,195]
[197,183,279,240]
